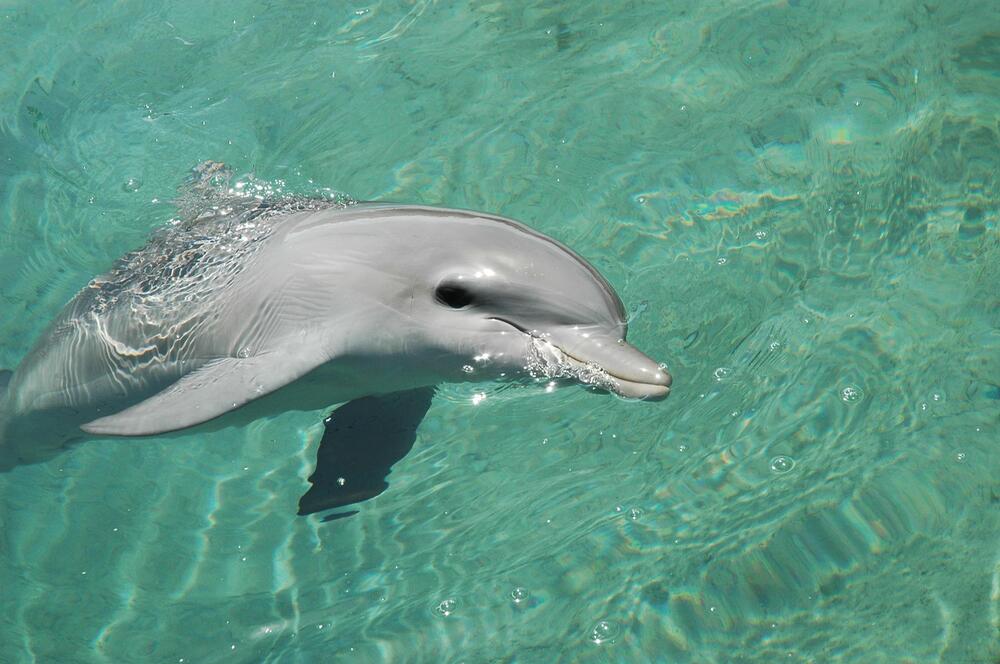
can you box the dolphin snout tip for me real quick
[637,362,672,387]
[651,366,672,388]
[661,369,673,389]
[625,361,671,401]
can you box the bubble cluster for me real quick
[840,385,863,403]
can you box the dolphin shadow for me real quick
[298,387,435,522]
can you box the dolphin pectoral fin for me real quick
[81,352,322,436]
[298,386,435,519]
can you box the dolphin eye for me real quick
[435,283,475,309]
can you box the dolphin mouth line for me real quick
[487,317,670,399]
[556,348,671,400]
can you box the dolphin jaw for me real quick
[488,317,671,400]
[555,345,671,401]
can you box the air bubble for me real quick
[336,477,346,486]
[510,587,530,604]
[628,507,643,521]
[461,365,474,374]
[770,455,795,474]
[713,367,731,381]
[716,257,728,265]
[122,177,142,192]
[589,619,621,644]
[955,452,966,462]
[755,230,768,240]
[435,598,457,617]
[840,386,863,403]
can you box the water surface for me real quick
[1,1,998,662]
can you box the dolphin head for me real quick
[312,205,671,400]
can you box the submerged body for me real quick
[0,192,670,469]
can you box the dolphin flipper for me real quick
[298,387,434,519]
[81,350,327,436]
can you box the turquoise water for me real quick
[1,0,998,661]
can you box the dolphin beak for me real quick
[489,317,672,400]
[503,320,670,400]
[548,328,672,401]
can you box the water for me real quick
[1,1,997,661]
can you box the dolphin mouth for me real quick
[489,317,672,400]
[558,346,672,400]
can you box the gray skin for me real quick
[0,203,670,469]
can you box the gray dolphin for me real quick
[0,182,670,475]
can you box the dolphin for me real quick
[0,173,670,511]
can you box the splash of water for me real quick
[82,163,356,317]
[524,336,618,393]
